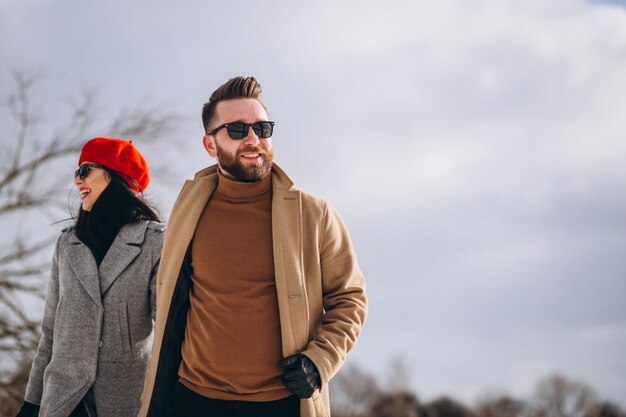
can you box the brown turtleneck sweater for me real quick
[178,170,290,401]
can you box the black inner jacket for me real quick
[146,243,193,416]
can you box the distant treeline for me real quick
[330,365,625,417]
[1,355,625,417]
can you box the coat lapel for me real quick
[66,232,102,305]
[98,221,148,296]
[139,171,216,417]
[156,173,216,320]
[271,165,310,356]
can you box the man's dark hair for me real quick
[201,76,267,133]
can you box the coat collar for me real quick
[66,219,149,246]
[66,221,149,304]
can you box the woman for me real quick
[16,137,165,417]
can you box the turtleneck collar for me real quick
[215,168,272,202]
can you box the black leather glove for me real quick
[277,354,321,399]
[16,401,40,417]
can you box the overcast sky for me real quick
[2,0,626,408]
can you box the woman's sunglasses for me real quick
[74,163,106,180]
[207,121,275,140]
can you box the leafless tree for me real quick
[331,363,382,417]
[475,395,526,417]
[0,71,179,412]
[584,402,626,417]
[386,356,412,393]
[531,374,598,417]
[424,396,475,417]
[370,392,422,417]
[0,357,31,417]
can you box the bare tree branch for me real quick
[0,70,180,398]
[0,237,56,265]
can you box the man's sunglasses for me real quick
[207,121,275,140]
[74,163,106,180]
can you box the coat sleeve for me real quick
[24,235,62,404]
[149,226,165,322]
[301,203,368,387]
[150,252,161,322]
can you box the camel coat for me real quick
[24,220,165,417]
[138,164,367,417]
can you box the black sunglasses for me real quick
[74,163,106,180]
[207,121,275,140]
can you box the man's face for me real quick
[203,98,274,182]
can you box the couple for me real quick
[16,76,368,417]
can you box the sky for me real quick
[2,0,626,408]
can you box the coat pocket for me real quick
[118,301,132,352]
[312,391,330,417]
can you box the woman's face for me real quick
[74,162,111,212]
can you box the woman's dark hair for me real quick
[75,169,161,265]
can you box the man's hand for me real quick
[277,354,321,399]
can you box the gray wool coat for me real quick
[24,220,165,417]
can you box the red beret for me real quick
[78,137,150,192]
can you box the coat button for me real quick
[98,340,103,348]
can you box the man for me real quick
[138,76,367,417]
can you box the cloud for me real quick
[2,0,626,408]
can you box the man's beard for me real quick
[216,143,274,182]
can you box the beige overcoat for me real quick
[138,164,367,417]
